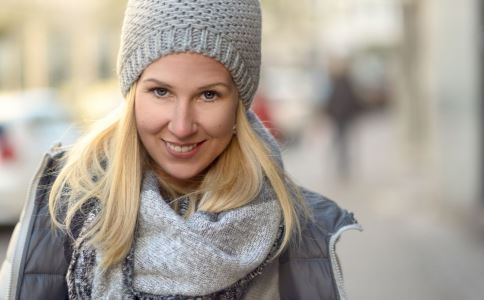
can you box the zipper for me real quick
[329,223,363,300]
[6,152,51,299]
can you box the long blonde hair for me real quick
[49,82,309,269]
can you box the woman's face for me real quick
[135,53,238,185]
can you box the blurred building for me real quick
[398,0,481,211]
[0,0,124,118]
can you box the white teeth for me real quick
[167,142,197,153]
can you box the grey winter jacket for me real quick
[0,146,361,300]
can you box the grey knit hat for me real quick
[117,0,262,109]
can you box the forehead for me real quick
[141,53,233,82]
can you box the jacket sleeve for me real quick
[0,222,21,299]
[0,148,69,300]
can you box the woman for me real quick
[0,0,361,299]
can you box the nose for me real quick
[168,100,197,138]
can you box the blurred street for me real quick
[283,111,484,300]
[1,1,484,299]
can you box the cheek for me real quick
[201,106,237,137]
[135,97,167,135]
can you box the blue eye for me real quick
[202,91,218,101]
[153,88,168,97]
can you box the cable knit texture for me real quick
[117,0,262,108]
[134,171,280,295]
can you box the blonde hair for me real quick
[49,82,309,269]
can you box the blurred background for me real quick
[0,0,483,299]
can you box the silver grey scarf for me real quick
[67,172,282,299]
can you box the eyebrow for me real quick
[142,78,231,90]
[142,78,174,88]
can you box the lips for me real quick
[166,142,198,153]
[163,139,205,158]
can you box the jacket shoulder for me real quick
[278,187,361,299]
[282,186,360,260]
[300,187,359,237]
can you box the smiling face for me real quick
[135,53,239,185]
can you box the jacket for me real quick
[0,145,362,300]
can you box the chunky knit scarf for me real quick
[67,174,282,299]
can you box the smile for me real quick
[163,140,205,158]
[166,142,198,153]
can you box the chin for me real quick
[163,167,205,183]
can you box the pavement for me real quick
[282,111,484,300]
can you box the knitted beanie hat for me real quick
[117,0,262,109]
